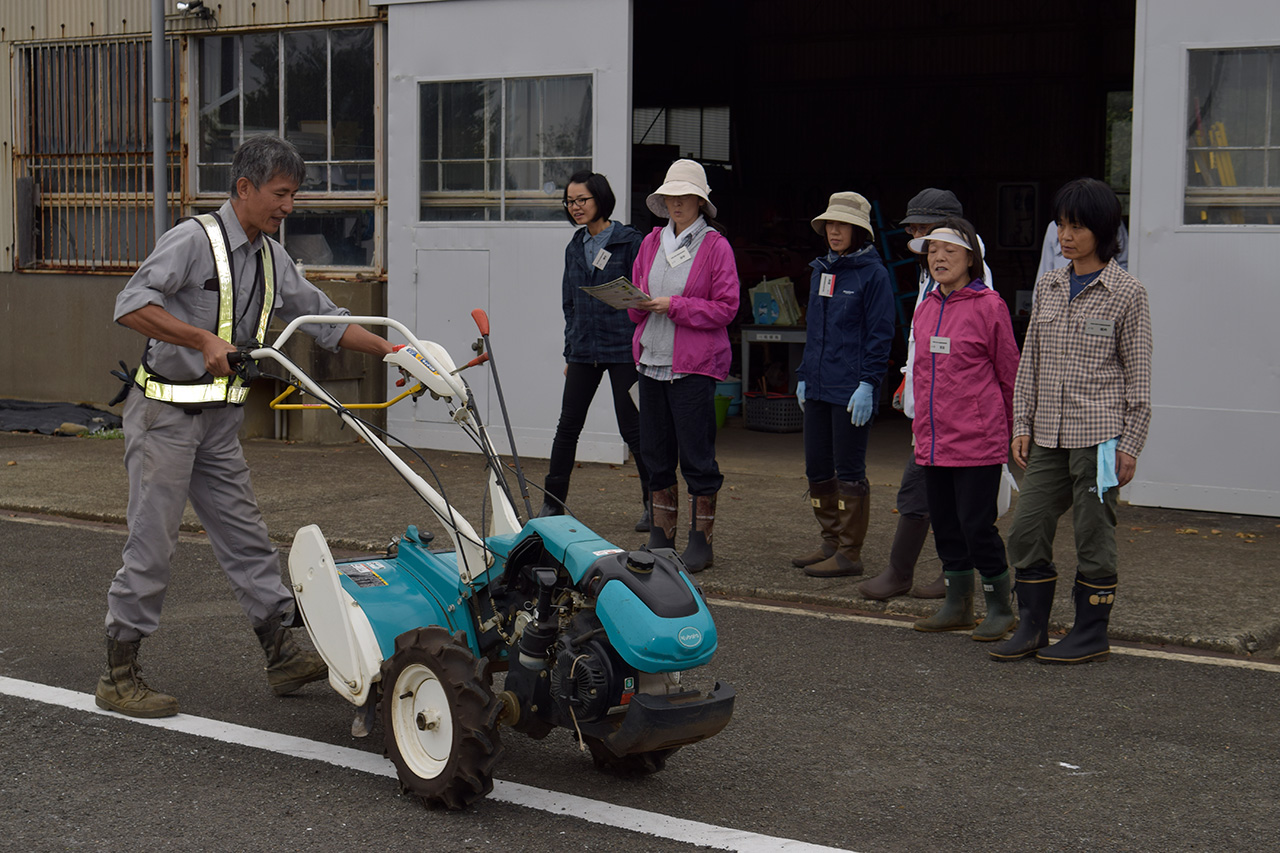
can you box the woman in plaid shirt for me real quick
[990,178,1152,665]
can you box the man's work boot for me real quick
[255,615,329,696]
[95,637,179,718]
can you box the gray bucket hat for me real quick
[900,188,963,225]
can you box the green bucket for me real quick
[714,394,732,429]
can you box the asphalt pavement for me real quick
[2,410,1277,658]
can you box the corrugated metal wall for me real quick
[0,0,381,41]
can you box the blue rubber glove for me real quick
[796,380,806,412]
[847,381,873,426]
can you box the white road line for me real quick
[712,599,1280,673]
[0,675,854,853]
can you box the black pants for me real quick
[923,463,1007,578]
[638,373,722,496]
[803,398,872,484]
[547,361,648,487]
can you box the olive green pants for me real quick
[1006,443,1118,580]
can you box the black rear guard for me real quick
[601,681,736,757]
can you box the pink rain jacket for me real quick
[628,227,740,380]
[911,281,1020,467]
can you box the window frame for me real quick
[187,23,386,271]
[1181,42,1280,229]
[416,71,597,225]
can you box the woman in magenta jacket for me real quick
[908,217,1021,640]
[628,159,740,572]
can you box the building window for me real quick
[633,106,731,163]
[1185,47,1280,225]
[195,26,380,266]
[12,39,180,270]
[418,75,593,222]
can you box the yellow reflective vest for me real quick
[134,213,276,407]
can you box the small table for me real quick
[739,324,806,394]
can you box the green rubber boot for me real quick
[972,570,1016,641]
[95,637,179,718]
[913,570,976,632]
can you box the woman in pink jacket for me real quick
[908,217,1021,640]
[628,159,740,572]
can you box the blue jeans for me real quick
[803,398,872,484]
[638,373,722,496]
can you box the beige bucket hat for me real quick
[646,159,717,219]
[811,192,873,239]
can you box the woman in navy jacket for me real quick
[793,192,896,577]
[539,171,649,526]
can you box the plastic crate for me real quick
[744,391,803,433]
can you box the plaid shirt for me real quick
[1012,258,1152,458]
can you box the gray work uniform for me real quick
[106,199,348,642]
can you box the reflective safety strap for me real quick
[137,214,273,407]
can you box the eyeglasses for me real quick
[563,196,594,209]
[904,223,935,237]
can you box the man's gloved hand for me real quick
[847,381,874,426]
[795,380,806,412]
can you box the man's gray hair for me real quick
[229,135,306,197]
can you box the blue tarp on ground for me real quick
[0,400,122,435]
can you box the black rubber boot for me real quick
[858,514,930,600]
[647,484,678,550]
[537,476,570,517]
[634,487,652,533]
[972,570,1016,642]
[95,637,179,718]
[989,564,1058,661]
[792,478,839,568]
[680,493,717,573]
[1037,573,1118,665]
[913,570,976,631]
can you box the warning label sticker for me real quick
[340,561,389,588]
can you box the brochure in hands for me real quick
[580,276,649,310]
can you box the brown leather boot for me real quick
[680,493,717,573]
[791,478,839,568]
[95,637,179,718]
[255,615,328,696]
[805,480,869,578]
[647,484,679,550]
[858,514,930,600]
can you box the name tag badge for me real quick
[1084,318,1115,338]
[666,246,692,267]
[930,336,951,354]
[592,248,612,270]
[818,273,836,297]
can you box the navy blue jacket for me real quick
[562,223,644,363]
[797,246,896,408]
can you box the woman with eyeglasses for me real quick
[537,171,650,528]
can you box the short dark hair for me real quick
[563,170,617,225]
[927,216,985,283]
[230,135,306,197]
[1053,178,1123,262]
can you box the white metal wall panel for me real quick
[383,0,634,462]
[1126,0,1280,516]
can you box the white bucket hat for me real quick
[907,227,973,254]
[811,192,874,239]
[646,159,717,219]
